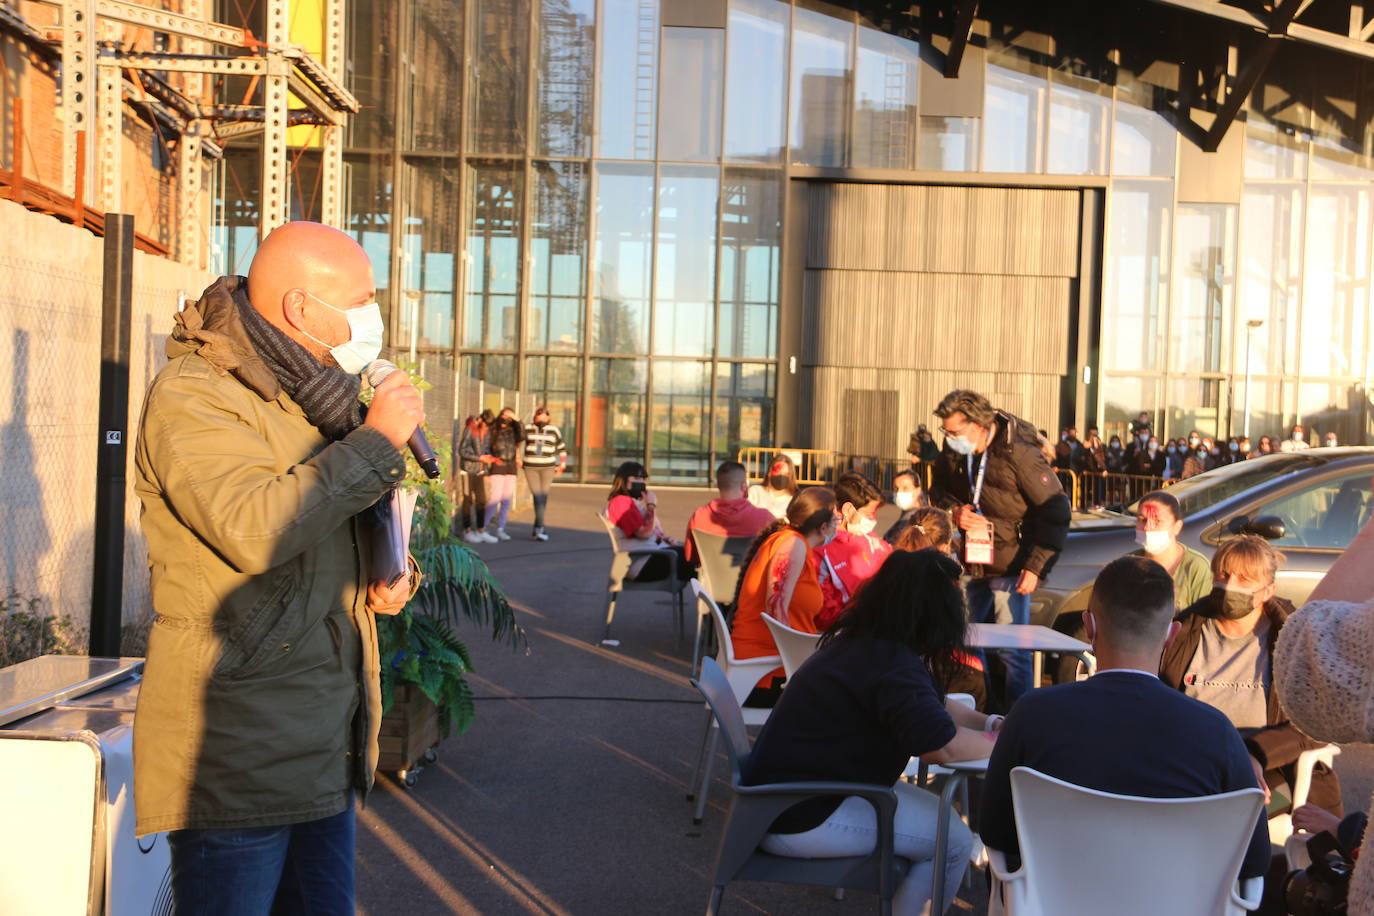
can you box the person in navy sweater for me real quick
[980,555,1270,884]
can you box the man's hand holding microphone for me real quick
[361,363,426,616]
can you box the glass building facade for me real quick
[214,0,1374,481]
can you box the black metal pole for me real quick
[90,214,134,658]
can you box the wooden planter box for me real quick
[378,684,440,778]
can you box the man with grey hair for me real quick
[930,389,1070,709]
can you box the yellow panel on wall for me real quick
[287,0,326,149]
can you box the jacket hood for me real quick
[707,497,763,524]
[168,276,281,402]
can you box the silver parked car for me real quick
[1031,448,1374,630]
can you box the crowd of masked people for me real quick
[602,389,1368,915]
[1052,412,1344,482]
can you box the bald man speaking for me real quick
[132,222,424,912]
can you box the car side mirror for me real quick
[1227,515,1249,535]
[1243,515,1287,540]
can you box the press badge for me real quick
[964,520,994,565]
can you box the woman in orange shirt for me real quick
[730,486,839,707]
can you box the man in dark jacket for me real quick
[930,390,1072,710]
[1159,535,1343,819]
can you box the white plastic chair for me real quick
[687,579,780,825]
[986,766,1265,916]
[760,613,821,681]
[596,512,686,645]
[1268,744,1341,846]
[688,529,754,675]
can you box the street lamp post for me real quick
[1243,319,1265,440]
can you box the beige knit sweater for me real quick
[1273,597,1374,912]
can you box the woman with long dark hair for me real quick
[457,412,492,543]
[744,549,1001,915]
[605,460,688,581]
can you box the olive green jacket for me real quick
[132,277,405,836]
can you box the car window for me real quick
[1125,454,1322,518]
[1251,471,1373,549]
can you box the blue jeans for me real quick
[965,576,1032,711]
[167,799,355,915]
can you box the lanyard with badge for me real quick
[964,450,995,566]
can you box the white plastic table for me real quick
[966,623,1095,688]
[930,756,989,915]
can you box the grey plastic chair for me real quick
[689,529,755,672]
[692,657,908,916]
[597,512,686,645]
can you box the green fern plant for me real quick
[373,362,526,739]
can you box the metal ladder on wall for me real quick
[632,0,656,158]
[884,55,910,168]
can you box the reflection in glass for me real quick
[652,360,712,481]
[1310,134,1374,181]
[1244,127,1307,180]
[659,27,724,162]
[588,358,647,479]
[345,153,395,324]
[593,163,654,354]
[1302,186,1370,376]
[725,0,788,163]
[598,0,658,159]
[529,161,588,352]
[1168,377,1226,440]
[1298,382,1360,443]
[852,27,918,169]
[462,353,517,389]
[655,167,718,357]
[465,162,523,350]
[1046,78,1108,174]
[791,6,852,167]
[715,362,775,458]
[400,160,459,350]
[1104,181,1170,372]
[536,0,595,157]
[466,0,530,154]
[1112,97,1175,177]
[347,0,396,148]
[1239,185,1302,376]
[1235,379,1282,443]
[524,355,582,452]
[720,169,781,359]
[918,116,978,170]
[984,64,1044,173]
[1172,204,1236,375]
[1101,375,1160,441]
[408,0,462,152]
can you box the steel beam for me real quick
[320,0,346,227]
[61,0,97,199]
[178,125,203,267]
[1145,0,1374,63]
[282,45,361,113]
[94,0,246,46]
[101,51,271,75]
[97,49,122,211]
[260,0,290,236]
[286,70,344,125]
[944,0,979,78]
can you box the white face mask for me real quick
[1135,528,1173,556]
[848,514,878,537]
[946,435,974,455]
[893,491,917,511]
[300,291,385,375]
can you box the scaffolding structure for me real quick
[0,0,358,265]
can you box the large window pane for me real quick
[1172,204,1236,375]
[399,160,458,350]
[535,0,595,157]
[529,161,588,351]
[1104,180,1171,372]
[592,163,654,353]
[407,0,462,152]
[1239,184,1302,376]
[715,362,775,458]
[1298,382,1362,446]
[1101,375,1160,443]
[1167,377,1226,441]
[651,360,712,482]
[588,358,647,479]
[1235,379,1283,443]
[1302,186,1371,376]
[918,116,978,171]
[655,166,718,357]
[790,5,852,167]
[347,0,396,148]
[1046,77,1108,175]
[1244,127,1307,180]
[461,353,517,389]
[720,168,780,359]
[598,0,658,159]
[659,27,724,162]
[983,63,1045,173]
[524,355,582,460]
[467,0,530,154]
[724,0,788,163]
[1112,96,1175,177]
[464,162,523,350]
[345,154,395,326]
[852,26,918,169]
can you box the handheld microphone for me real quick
[364,360,441,479]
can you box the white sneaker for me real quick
[477,531,499,544]
[495,528,511,541]
[534,529,549,542]
[463,531,483,545]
